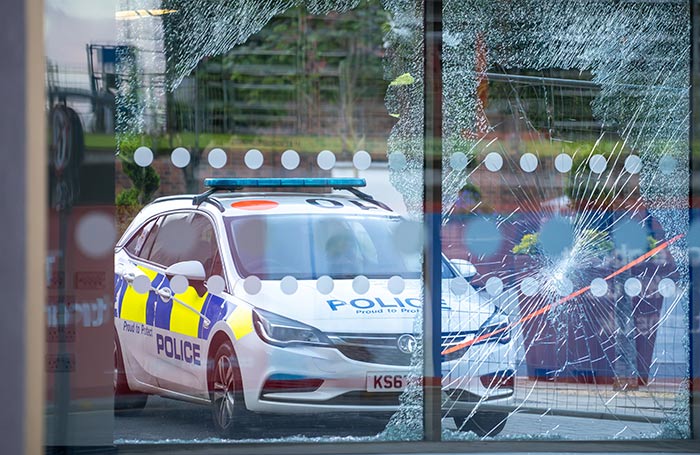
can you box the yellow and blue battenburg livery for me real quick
[113,177,516,437]
[115,266,254,341]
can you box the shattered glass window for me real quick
[44,0,694,448]
[440,0,691,440]
[112,0,429,444]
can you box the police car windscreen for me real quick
[226,215,421,280]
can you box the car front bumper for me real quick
[235,331,516,414]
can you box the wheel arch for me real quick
[205,327,237,389]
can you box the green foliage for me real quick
[511,229,614,257]
[207,1,388,141]
[116,187,140,207]
[579,229,614,256]
[389,73,415,86]
[512,233,539,256]
[512,227,656,257]
[117,135,161,205]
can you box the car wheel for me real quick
[209,341,250,437]
[114,338,148,414]
[453,411,507,437]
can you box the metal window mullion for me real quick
[690,0,700,440]
[423,0,443,442]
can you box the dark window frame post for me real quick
[423,0,443,442]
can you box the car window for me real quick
[139,216,161,260]
[147,212,219,272]
[227,214,422,280]
[124,218,158,259]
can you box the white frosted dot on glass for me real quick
[207,148,227,169]
[75,212,116,258]
[484,152,503,172]
[450,152,469,171]
[245,149,264,170]
[388,152,407,171]
[353,150,372,170]
[450,277,468,295]
[388,276,405,294]
[590,278,608,297]
[659,155,677,175]
[553,276,573,296]
[280,276,298,295]
[134,146,153,167]
[316,275,334,295]
[206,275,226,295]
[281,149,300,170]
[624,277,642,297]
[352,275,370,294]
[317,150,336,170]
[589,154,607,174]
[521,277,539,296]
[624,155,642,174]
[519,153,538,173]
[485,277,504,296]
[658,278,676,298]
[132,275,151,294]
[393,220,423,254]
[554,153,572,173]
[243,276,262,295]
[170,275,189,295]
[171,147,191,168]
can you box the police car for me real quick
[114,178,515,436]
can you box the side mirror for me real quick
[450,258,477,280]
[165,260,206,281]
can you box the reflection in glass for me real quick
[441,0,690,440]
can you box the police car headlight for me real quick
[253,308,333,348]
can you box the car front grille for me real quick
[329,334,413,366]
[329,329,510,365]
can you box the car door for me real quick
[142,211,228,395]
[115,216,162,389]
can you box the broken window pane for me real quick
[113,0,427,444]
[440,0,691,440]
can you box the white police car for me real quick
[114,178,515,436]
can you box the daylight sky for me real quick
[45,0,117,67]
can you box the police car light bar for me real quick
[192,177,375,209]
[204,178,366,189]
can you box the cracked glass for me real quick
[438,0,691,440]
[43,0,694,447]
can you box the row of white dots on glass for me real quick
[242,274,408,296]
[132,273,677,301]
[518,276,677,298]
[475,152,647,174]
[133,146,373,171]
[450,152,679,175]
[132,146,678,175]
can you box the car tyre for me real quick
[209,341,251,437]
[114,338,148,414]
[453,411,507,437]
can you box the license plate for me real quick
[366,373,408,392]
